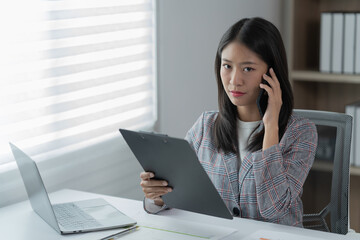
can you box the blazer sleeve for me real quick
[143,197,168,214]
[185,112,205,153]
[251,118,318,219]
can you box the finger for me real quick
[153,197,163,201]
[146,192,166,200]
[262,74,281,98]
[142,186,171,194]
[140,179,168,187]
[143,185,172,193]
[268,68,281,89]
[260,83,281,104]
[147,189,172,199]
[262,72,277,90]
[143,189,172,200]
[259,82,274,97]
[140,172,155,180]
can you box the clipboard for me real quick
[119,128,233,220]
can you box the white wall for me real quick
[155,0,285,138]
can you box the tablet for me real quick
[119,129,233,219]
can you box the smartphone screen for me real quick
[256,70,270,117]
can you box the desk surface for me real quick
[0,189,358,240]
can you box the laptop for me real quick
[9,142,137,235]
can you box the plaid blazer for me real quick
[185,111,317,227]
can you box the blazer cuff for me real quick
[143,197,168,214]
[252,144,282,170]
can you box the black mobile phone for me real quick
[256,70,270,117]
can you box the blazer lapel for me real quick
[221,150,240,205]
[238,152,254,191]
[238,123,263,191]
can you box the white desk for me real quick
[0,189,358,240]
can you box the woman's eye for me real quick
[223,64,231,69]
[243,67,254,72]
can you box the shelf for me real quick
[311,161,360,176]
[288,0,360,232]
[351,166,360,176]
[292,70,360,84]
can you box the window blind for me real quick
[0,0,156,167]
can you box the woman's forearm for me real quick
[263,123,279,150]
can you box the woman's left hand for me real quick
[259,68,282,127]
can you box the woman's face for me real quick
[220,41,268,111]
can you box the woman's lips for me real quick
[230,91,245,97]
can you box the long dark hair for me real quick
[214,17,293,154]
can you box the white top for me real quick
[237,119,261,170]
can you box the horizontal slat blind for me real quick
[0,0,156,166]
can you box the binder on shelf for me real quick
[356,13,360,74]
[320,12,332,73]
[343,13,356,74]
[331,13,344,73]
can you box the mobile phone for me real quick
[256,70,270,117]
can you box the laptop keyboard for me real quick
[53,203,102,230]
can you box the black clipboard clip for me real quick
[139,131,169,143]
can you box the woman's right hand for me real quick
[140,172,172,206]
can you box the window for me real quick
[0,0,156,168]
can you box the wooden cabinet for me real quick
[284,0,360,232]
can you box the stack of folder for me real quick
[320,12,360,74]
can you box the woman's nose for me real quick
[230,69,244,85]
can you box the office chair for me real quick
[293,109,352,235]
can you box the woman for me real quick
[140,17,317,227]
